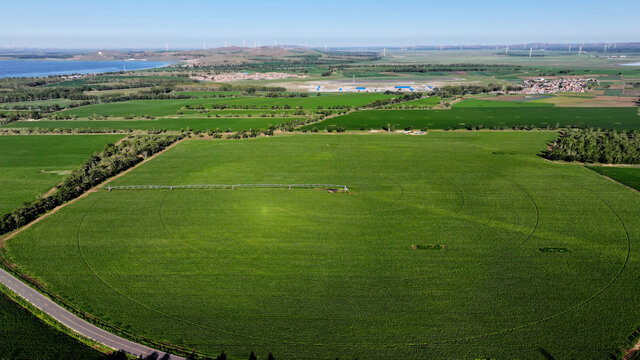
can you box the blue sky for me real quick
[2,0,639,49]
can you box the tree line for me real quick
[0,135,183,235]
[545,128,640,164]
[433,83,523,97]
[330,63,524,73]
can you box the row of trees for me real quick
[434,83,523,97]
[107,349,276,360]
[330,63,523,73]
[368,92,423,108]
[0,135,183,235]
[545,128,640,164]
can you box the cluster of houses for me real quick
[191,72,306,82]
[517,78,597,94]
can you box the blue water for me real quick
[0,60,173,78]
[620,62,640,66]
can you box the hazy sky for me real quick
[2,0,639,49]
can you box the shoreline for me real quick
[0,59,176,79]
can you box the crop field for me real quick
[0,98,77,109]
[0,135,123,215]
[60,93,397,118]
[1,117,293,131]
[0,288,103,360]
[303,107,640,130]
[453,98,554,108]
[587,166,640,191]
[5,133,640,359]
[388,96,442,109]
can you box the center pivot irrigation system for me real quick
[104,184,350,191]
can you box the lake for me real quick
[0,60,173,78]
[620,62,640,66]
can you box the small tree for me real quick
[248,352,257,360]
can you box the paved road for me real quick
[0,267,185,360]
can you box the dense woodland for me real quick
[545,128,640,164]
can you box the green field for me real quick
[0,135,123,215]
[1,118,293,131]
[452,98,555,108]
[303,107,640,130]
[0,288,104,360]
[60,93,397,118]
[588,166,640,191]
[388,96,442,109]
[5,133,640,359]
[0,98,77,109]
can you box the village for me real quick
[191,72,307,82]
[516,77,598,94]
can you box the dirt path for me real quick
[624,339,640,360]
[0,137,186,248]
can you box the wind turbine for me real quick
[529,47,533,57]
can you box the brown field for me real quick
[533,95,638,107]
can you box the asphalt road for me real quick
[0,267,185,360]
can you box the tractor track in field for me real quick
[407,179,631,348]
[0,138,189,359]
[403,175,539,281]
[0,137,186,249]
[73,193,321,348]
[158,190,215,259]
[74,196,262,344]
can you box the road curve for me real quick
[0,267,185,360]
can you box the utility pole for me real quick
[505,45,509,55]
[578,45,582,55]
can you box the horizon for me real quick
[2,0,639,49]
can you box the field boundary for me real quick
[0,137,194,359]
[584,166,640,194]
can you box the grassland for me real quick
[0,287,104,360]
[0,135,123,215]
[588,166,640,191]
[5,133,640,360]
[303,107,640,130]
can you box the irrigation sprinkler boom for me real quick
[105,184,350,191]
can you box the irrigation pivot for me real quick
[105,184,350,191]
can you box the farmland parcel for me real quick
[4,133,640,360]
